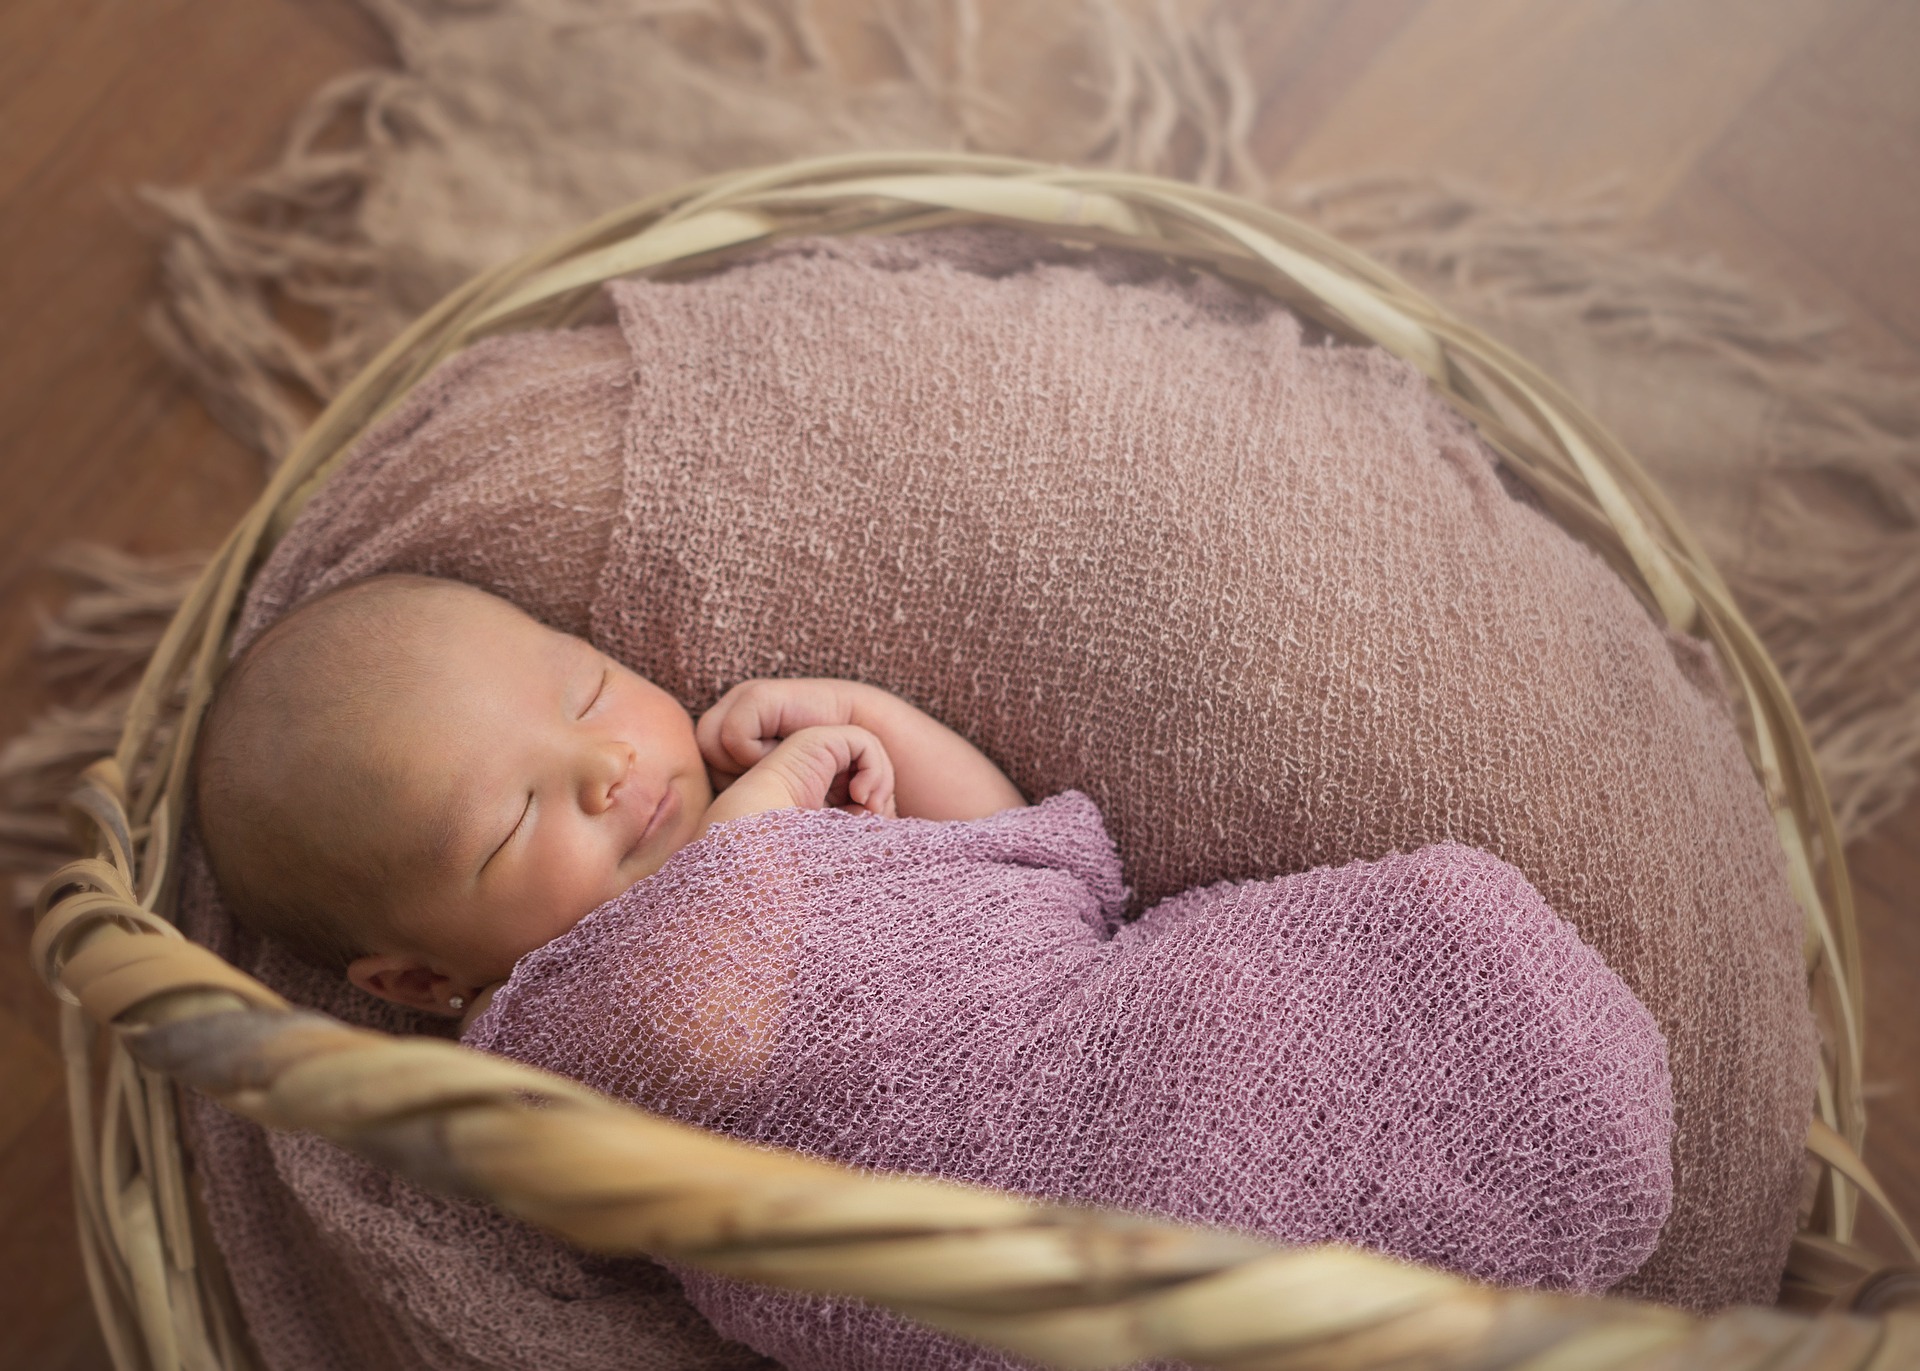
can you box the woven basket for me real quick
[31,151,1920,1371]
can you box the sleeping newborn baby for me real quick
[193,572,1675,1367]
[193,571,994,1025]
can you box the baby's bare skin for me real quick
[328,583,1024,1025]
[696,676,1031,826]
[702,723,897,830]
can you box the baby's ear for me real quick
[347,953,464,1017]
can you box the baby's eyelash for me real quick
[484,795,531,872]
[582,667,610,717]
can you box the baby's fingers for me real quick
[845,789,898,820]
[695,687,777,774]
[846,733,897,818]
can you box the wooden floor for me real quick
[2,1,1916,1365]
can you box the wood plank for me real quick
[1694,0,1920,347]
[0,1,384,580]
[1276,0,1860,216]
[1225,0,1430,173]
[0,335,262,593]
[0,1097,110,1371]
[0,0,388,206]
[0,999,61,1156]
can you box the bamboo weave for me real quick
[31,152,1920,1371]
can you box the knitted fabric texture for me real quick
[467,792,1675,1370]
[177,226,1816,1371]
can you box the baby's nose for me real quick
[581,740,634,814]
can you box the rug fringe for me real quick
[1,548,201,903]
[133,69,400,468]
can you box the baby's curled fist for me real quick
[750,725,897,817]
[696,676,1026,826]
[697,679,868,785]
[698,720,898,834]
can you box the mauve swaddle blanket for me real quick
[179,226,1817,1371]
[466,792,1674,1370]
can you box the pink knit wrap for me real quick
[177,226,1817,1371]
[466,792,1673,1370]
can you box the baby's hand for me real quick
[697,678,860,787]
[700,723,898,832]
[699,675,1024,822]
[763,725,898,816]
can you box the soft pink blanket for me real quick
[466,792,1672,1370]
[179,226,1815,1371]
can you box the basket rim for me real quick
[34,150,1920,1371]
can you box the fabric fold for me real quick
[469,792,1674,1371]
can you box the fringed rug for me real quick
[5,0,1918,894]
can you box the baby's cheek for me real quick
[516,836,602,946]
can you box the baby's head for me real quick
[193,574,713,1016]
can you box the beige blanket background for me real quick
[3,0,1917,885]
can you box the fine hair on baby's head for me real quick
[193,573,489,972]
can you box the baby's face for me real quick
[371,590,712,987]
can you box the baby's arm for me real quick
[697,679,1026,822]
[699,723,897,832]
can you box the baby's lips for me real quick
[638,785,678,846]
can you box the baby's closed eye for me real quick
[580,665,609,718]
[483,796,533,872]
